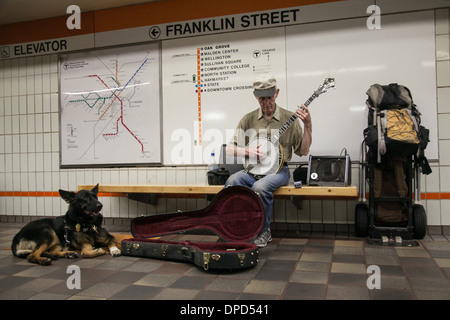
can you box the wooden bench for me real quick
[78,184,358,205]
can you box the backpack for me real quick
[364,83,431,174]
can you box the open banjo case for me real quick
[121,186,265,271]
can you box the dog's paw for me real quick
[66,252,79,259]
[109,246,121,257]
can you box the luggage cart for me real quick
[355,140,427,245]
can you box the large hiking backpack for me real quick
[364,83,431,174]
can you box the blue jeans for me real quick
[224,166,290,230]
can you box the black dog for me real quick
[11,184,120,265]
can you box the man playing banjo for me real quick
[225,74,313,247]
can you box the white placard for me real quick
[59,43,161,167]
[162,28,287,165]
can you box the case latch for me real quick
[238,253,245,267]
[162,245,168,257]
[125,242,139,254]
[203,252,210,270]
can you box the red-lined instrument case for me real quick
[121,186,265,271]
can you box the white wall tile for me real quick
[424,165,440,193]
[41,55,51,74]
[59,170,68,190]
[136,168,147,184]
[34,56,43,75]
[27,95,34,114]
[50,54,58,73]
[27,115,35,134]
[42,93,51,112]
[438,114,450,138]
[26,76,34,95]
[13,196,21,215]
[101,169,111,184]
[11,96,18,115]
[29,171,37,191]
[3,116,11,134]
[4,97,11,116]
[35,114,43,132]
[438,87,450,113]
[36,197,44,216]
[19,134,27,153]
[43,132,51,152]
[51,132,59,152]
[19,76,27,95]
[435,8,450,35]
[0,79,4,97]
[50,93,58,112]
[11,77,19,96]
[26,57,35,76]
[436,34,450,61]
[11,115,19,134]
[3,77,11,96]
[34,74,42,94]
[18,59,27,77]
[19,115,27,133]
[43,152,52,172]
[2,60,11,78]
[34,94,42,113]
[11,135,19,154]
[440,166,450,192]
[441,200,450,225]
[19,95,27,115]
[439,140,450,165]
[128,168,138,183]
[426,200,441,225]
[437,60,450,87]
[0,98,4,117]
[28,197,37,216]
[35,172,44,191]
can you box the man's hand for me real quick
[295,104,312,129]
[247,145,266,160]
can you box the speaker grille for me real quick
[307,155,351,186]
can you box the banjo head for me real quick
[244,137,284,176]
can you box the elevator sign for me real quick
[0,34,94,59]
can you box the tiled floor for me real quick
[1,222,450,300]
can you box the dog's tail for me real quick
[12,245,57,260]
[11,235,57,260]
[11,234,26,258]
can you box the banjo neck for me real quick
[271,92,318,144]
[243,78,334,176]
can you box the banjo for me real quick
[244,78,335,176]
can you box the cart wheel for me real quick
[413,204,427,239]
[355,203,369,237]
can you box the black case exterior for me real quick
[122,239,259,270]
[121,186,265,271]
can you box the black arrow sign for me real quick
[149,26,161,39]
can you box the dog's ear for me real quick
[91,184,99,195]
[59,189,76,204]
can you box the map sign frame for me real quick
[59,43,161,167]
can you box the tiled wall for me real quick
[434,8,450,229]
[0,8,449,232]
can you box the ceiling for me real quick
[0,0,158,25]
